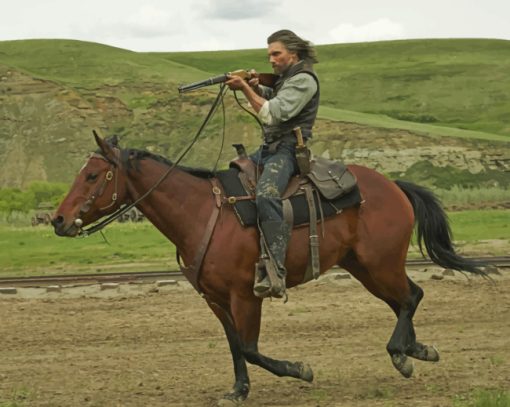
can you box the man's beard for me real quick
[273,62,293,75]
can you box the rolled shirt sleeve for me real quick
[258,85,274,99]
[257,73,317,125]
[258,101,273,125]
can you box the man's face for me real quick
[267,41,298,74]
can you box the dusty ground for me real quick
[0,267,509,407]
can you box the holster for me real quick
[293,127,311,175]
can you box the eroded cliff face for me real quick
[311,120,510,180]
[1,65,509,188]
[0,66,107,187]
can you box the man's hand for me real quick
[226,69,260,91]
[225,69,267,113]
[247,69,259,89]
[225,74,247,90]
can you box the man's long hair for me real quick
[267,30,318,65]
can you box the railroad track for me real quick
[0,256,508,288]
[405,255,510,267]
[0,271,184,288]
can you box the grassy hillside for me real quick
[0,38,509,190]
[317,106,510,142]
[162,39,510,137]
[0,39,205,87]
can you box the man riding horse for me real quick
[225,29,320,299]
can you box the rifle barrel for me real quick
[178,73,228,94]
[177,71,277,94]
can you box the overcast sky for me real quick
[1,0,509,52]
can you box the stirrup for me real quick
[253,276,287,301]
[253,276,271,297]
[253,264,287,300]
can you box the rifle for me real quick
[178,69,278,94]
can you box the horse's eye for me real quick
[86,173,98,182]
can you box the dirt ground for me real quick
[0,267,508,407]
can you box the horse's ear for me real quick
[93,130,116,162]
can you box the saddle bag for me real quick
[306,156,357,200]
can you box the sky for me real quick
[1,0,509,52]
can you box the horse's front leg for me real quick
[231,294,314,383]
[207,300,251,403]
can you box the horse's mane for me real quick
[122,149,215,179]
[96,135,215,179]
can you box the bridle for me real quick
[75,138,186,237]
[79,153,119,214]
[74,151,122,232]
[75,83,230,237]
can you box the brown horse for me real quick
[52,135,484,404]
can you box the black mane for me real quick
[96,135,216,178]
[120,148,216,179]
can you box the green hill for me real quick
[160,38,510,136]
[0,39,205,87]
[0,38,509,190]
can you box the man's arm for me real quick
[262,74,317,125]
[226,72,317,125]
[225,75,267,113]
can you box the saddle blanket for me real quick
[216,168,362,227]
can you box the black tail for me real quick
[395,180,486,275]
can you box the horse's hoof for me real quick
[297,362,314,382]
[219,383,249,406]
[407,343,440,362]
[425,345,440,362]
[218,394,245,406]
[391,353,414,378]
[217,398,241,406]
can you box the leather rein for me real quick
[76,85,230,293]
[79,85,228,237]
[76,149,179,237]
[78,150,224,295]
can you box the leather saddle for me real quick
[229,155,357,201]
[226,153,359,284]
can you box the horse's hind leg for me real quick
[382,277,439,367]
[341,254,438,378]
[230,294,314,383]
[404,278,440,363]
[381,276,440,377]
[383,273,421,378]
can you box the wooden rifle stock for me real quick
[178,70,278,93]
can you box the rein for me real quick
[78,84,228,237]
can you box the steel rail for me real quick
[0,256,508,287]
[0,271,184,287]
[405,256,510,267]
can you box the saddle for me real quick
[215,152,361,284]
[231,155,358,202]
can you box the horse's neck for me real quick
[127,162,214,263]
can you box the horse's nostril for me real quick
[52,215,64,226]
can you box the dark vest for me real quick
[263,60,320,143]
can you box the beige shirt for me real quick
[258,73,317,125]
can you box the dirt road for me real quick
[0,269,508,406]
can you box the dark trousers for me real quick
[250,138,298,223]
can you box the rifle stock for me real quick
[178,70,278,93]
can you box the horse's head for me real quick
[52,133,129,237]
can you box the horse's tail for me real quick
[395,180,486,275]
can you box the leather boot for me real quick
[253,220,291,298]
